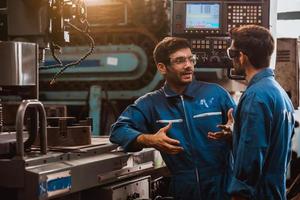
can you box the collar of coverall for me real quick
[163,80,196,98]
[247,67,274,88]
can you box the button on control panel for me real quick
[227,4,263,32]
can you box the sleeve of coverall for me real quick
[220,89,237,123]
[109,98,151,152]
[228,94,271,199]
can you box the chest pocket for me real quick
[193,111,222,119]
[155,119,184,131]
[193,109,223,133]
[155,119,186,143]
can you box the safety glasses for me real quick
[170,54,198,66]
[227,48,240,60]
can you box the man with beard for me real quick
[110,37,236,200]
[209,25,295,200]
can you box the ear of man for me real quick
[240,52,249,65]
[157,63,167,75]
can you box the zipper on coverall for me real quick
[180,95,200,185]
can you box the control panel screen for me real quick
[185,3,220,29]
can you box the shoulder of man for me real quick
[134,89,163,105]
[194,80,230,95]
[246,80,280,102]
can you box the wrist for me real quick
[136,134,154,148]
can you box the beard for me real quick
[166,72,193,88]
[180,70,194,80]
[232,59,246,76]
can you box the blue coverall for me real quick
[110,80,236,200]
[228,68,295,200]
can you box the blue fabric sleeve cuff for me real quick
[109,128,143,152]
[123,132,143,152]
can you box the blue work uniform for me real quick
[110,80,236,200]
[228,68,295,200]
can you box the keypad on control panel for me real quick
[191,39,228,50]
[191,39,210,50]
[227,4,263,31]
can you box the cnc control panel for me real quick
[171,0,270,68]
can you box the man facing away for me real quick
[110,36,236,200]
[210,25,295,200]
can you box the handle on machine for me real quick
[15,99,47,158]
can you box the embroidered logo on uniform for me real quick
[208,97,215,105]
[200,99,209,108]
[283,109,293,123]
[197,97,215,108]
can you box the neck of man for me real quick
[167,81,188,95]
[245,64,264,83]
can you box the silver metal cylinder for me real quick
[0,41,38,86]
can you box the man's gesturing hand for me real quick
[137,123,184,154]
[208,108,234,140]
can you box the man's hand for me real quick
[208,108,234,140]
[137,123,184,154]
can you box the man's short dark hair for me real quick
[153,37,191,66]
[230,25,274,69]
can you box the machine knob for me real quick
[127,192,140,200]
[209,55,221,63]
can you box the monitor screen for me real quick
[185,3,220,29]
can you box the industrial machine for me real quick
[0,1,167,200]
[275,38,300,109]
[39,0,170,134]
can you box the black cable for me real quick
[49,21,95,85]
[43,42,64,69]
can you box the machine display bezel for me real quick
[185,2,222,31]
